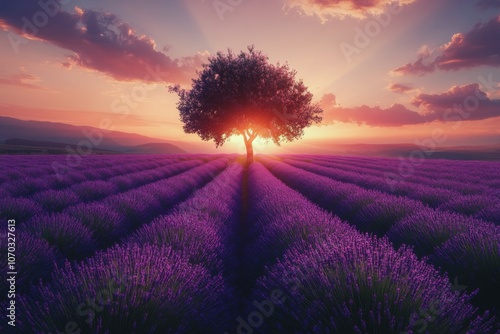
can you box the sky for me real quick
[0,0,499,154]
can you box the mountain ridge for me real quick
[0,116,187,154]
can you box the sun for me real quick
[252,137,273,153]
[232,136,279,154]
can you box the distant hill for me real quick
[323,143,500,161]
[1,138,187,155]
[124,143,187,154]
[1,138,110,154]
[0,116,187,154]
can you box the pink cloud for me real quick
[394,16,500,75]
[0,1,205,84]
[412,83,500,121]
[320,84,500,126]
[320,94,427,126]
[388,83,414,93]
[284,0,416,20]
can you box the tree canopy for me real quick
[170,46,323,164]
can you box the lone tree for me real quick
[170,46,323,165]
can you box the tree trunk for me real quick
[245,139,254,166]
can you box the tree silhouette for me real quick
[169,46,323,165]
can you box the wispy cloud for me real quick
[0,104,159,128]
[388,82,415,94]
[0,69,45,90]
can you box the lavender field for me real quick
[1,154,499,334]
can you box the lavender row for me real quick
[305,154,500,224]
[0,153,219,175]
[292,154,500,189]
[100,157,231,230]
[1,158,231,301]
[260,156,500,314]
[282,157,500,223]
[0,156,183,198]
[0,158,171,197]
[284,156,498,199]
[0,159,204,219]
[0,154,229,186]
[0,154,168,183]
[241,162,355,292]
[124,162,244,277]
[295,154,500,182]
[14,162,244,333]
[19,157,231,256]
[388,209,500,313]
[243,163,494,333]
[310,155,500,223]
[16,244,232,333]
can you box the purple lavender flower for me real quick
[17,244,233,333]
[387,208,485,257]
[33,189,81,212]
[71,180,119,202]
[25,213,96,259]
[406,185,460,208]
[476,202,500,225]
[439,194,497,217]
[353,196,427,236]
[65,202,127,244]
[252,235,494,333]
[430,226,500,311]
[126,213,224,274]
[0,231,62,296]
[0,196,43,222]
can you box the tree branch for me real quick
[247,128,257,142]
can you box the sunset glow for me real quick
[0,0,499,153]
